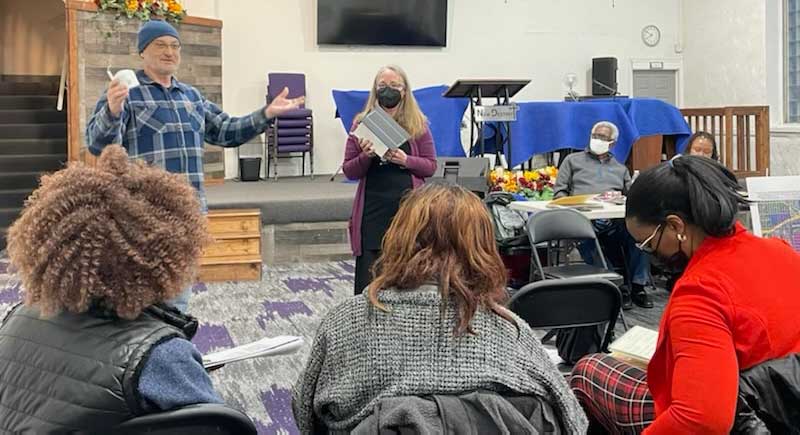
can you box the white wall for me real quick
[182,0,218,20]
[188,0,682,177]
[682,0,767,107]
[681,0,800,177]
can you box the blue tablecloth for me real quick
[332,91,691,167]
[332,85,469,157]
[504,98,691,167]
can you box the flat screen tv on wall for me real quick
[317,0,448,47]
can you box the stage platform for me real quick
[206,175,356,225]
[206,175,356,264]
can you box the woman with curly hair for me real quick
[0,145,223,433]
[292,183,587,434]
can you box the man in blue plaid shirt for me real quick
[87,20,302,312]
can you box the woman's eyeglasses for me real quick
[635,224,663,253]
[376,83,405,91]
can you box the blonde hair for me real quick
[355,65,428,138]
[7,145,210,319]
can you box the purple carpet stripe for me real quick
[324,263,356,280]
[283,277,334,297]
[256,301,312,329]
[192,322,235,355]
[0,282,21,305]
[255,385,300,435]
[337,261,355,274]
[191,282,208,295]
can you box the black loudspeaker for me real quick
[592,57,618,96]
[430,157,491,195]
[239,157,261,182]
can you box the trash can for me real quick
[239,157,262,182]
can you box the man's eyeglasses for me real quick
[591,133,612,141]
[377,83,405,91]
[152,42,182,52]
[635,224,662,253]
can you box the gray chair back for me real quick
[526,208,598,244]
[526,209,610,277]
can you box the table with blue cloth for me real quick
[503,98,692,167]
[331,91,691,167]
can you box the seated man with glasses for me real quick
[553,121,653,309]
[86,20,305,312]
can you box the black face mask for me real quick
[663,249,690,274]
[377,87,402,109]
[657,238,690,276]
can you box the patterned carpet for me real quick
[0,255,667,434]
[0,256,355,435]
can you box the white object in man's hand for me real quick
[106,79,130,118]
[265,87,305,118]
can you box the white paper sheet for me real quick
[202,335,303,369]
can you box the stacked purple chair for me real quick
[265,73,314,179]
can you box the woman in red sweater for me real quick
[569,155,800,434]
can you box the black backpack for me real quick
[484,192,529,249]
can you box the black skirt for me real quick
[360,142,413,251]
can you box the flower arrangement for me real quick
[94,0,187,23]
[488,166,559,201]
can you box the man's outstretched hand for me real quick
[265,87,305,118]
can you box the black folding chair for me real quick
[114,404,257,435]
[509,277,621,373]
[526,208,628,332]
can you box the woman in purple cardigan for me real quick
[343,65,437,294]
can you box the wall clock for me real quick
[642,24,661,47]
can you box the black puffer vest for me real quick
[0,303,198,434]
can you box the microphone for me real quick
[592,79,619,96]
[567,89,580,102]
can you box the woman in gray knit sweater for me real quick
[292,183,588,433]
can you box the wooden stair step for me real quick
[210,232,260,240]
[201,208,262,282]
[199,259,261,282]
[203,237,260,259]
[200,254,261,265]
[207,209,261,217]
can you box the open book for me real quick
[609,325,658,368]
[352,107,411,158]
[547,194,606,210]
[202,335,303,370]
[549,194,597,206]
